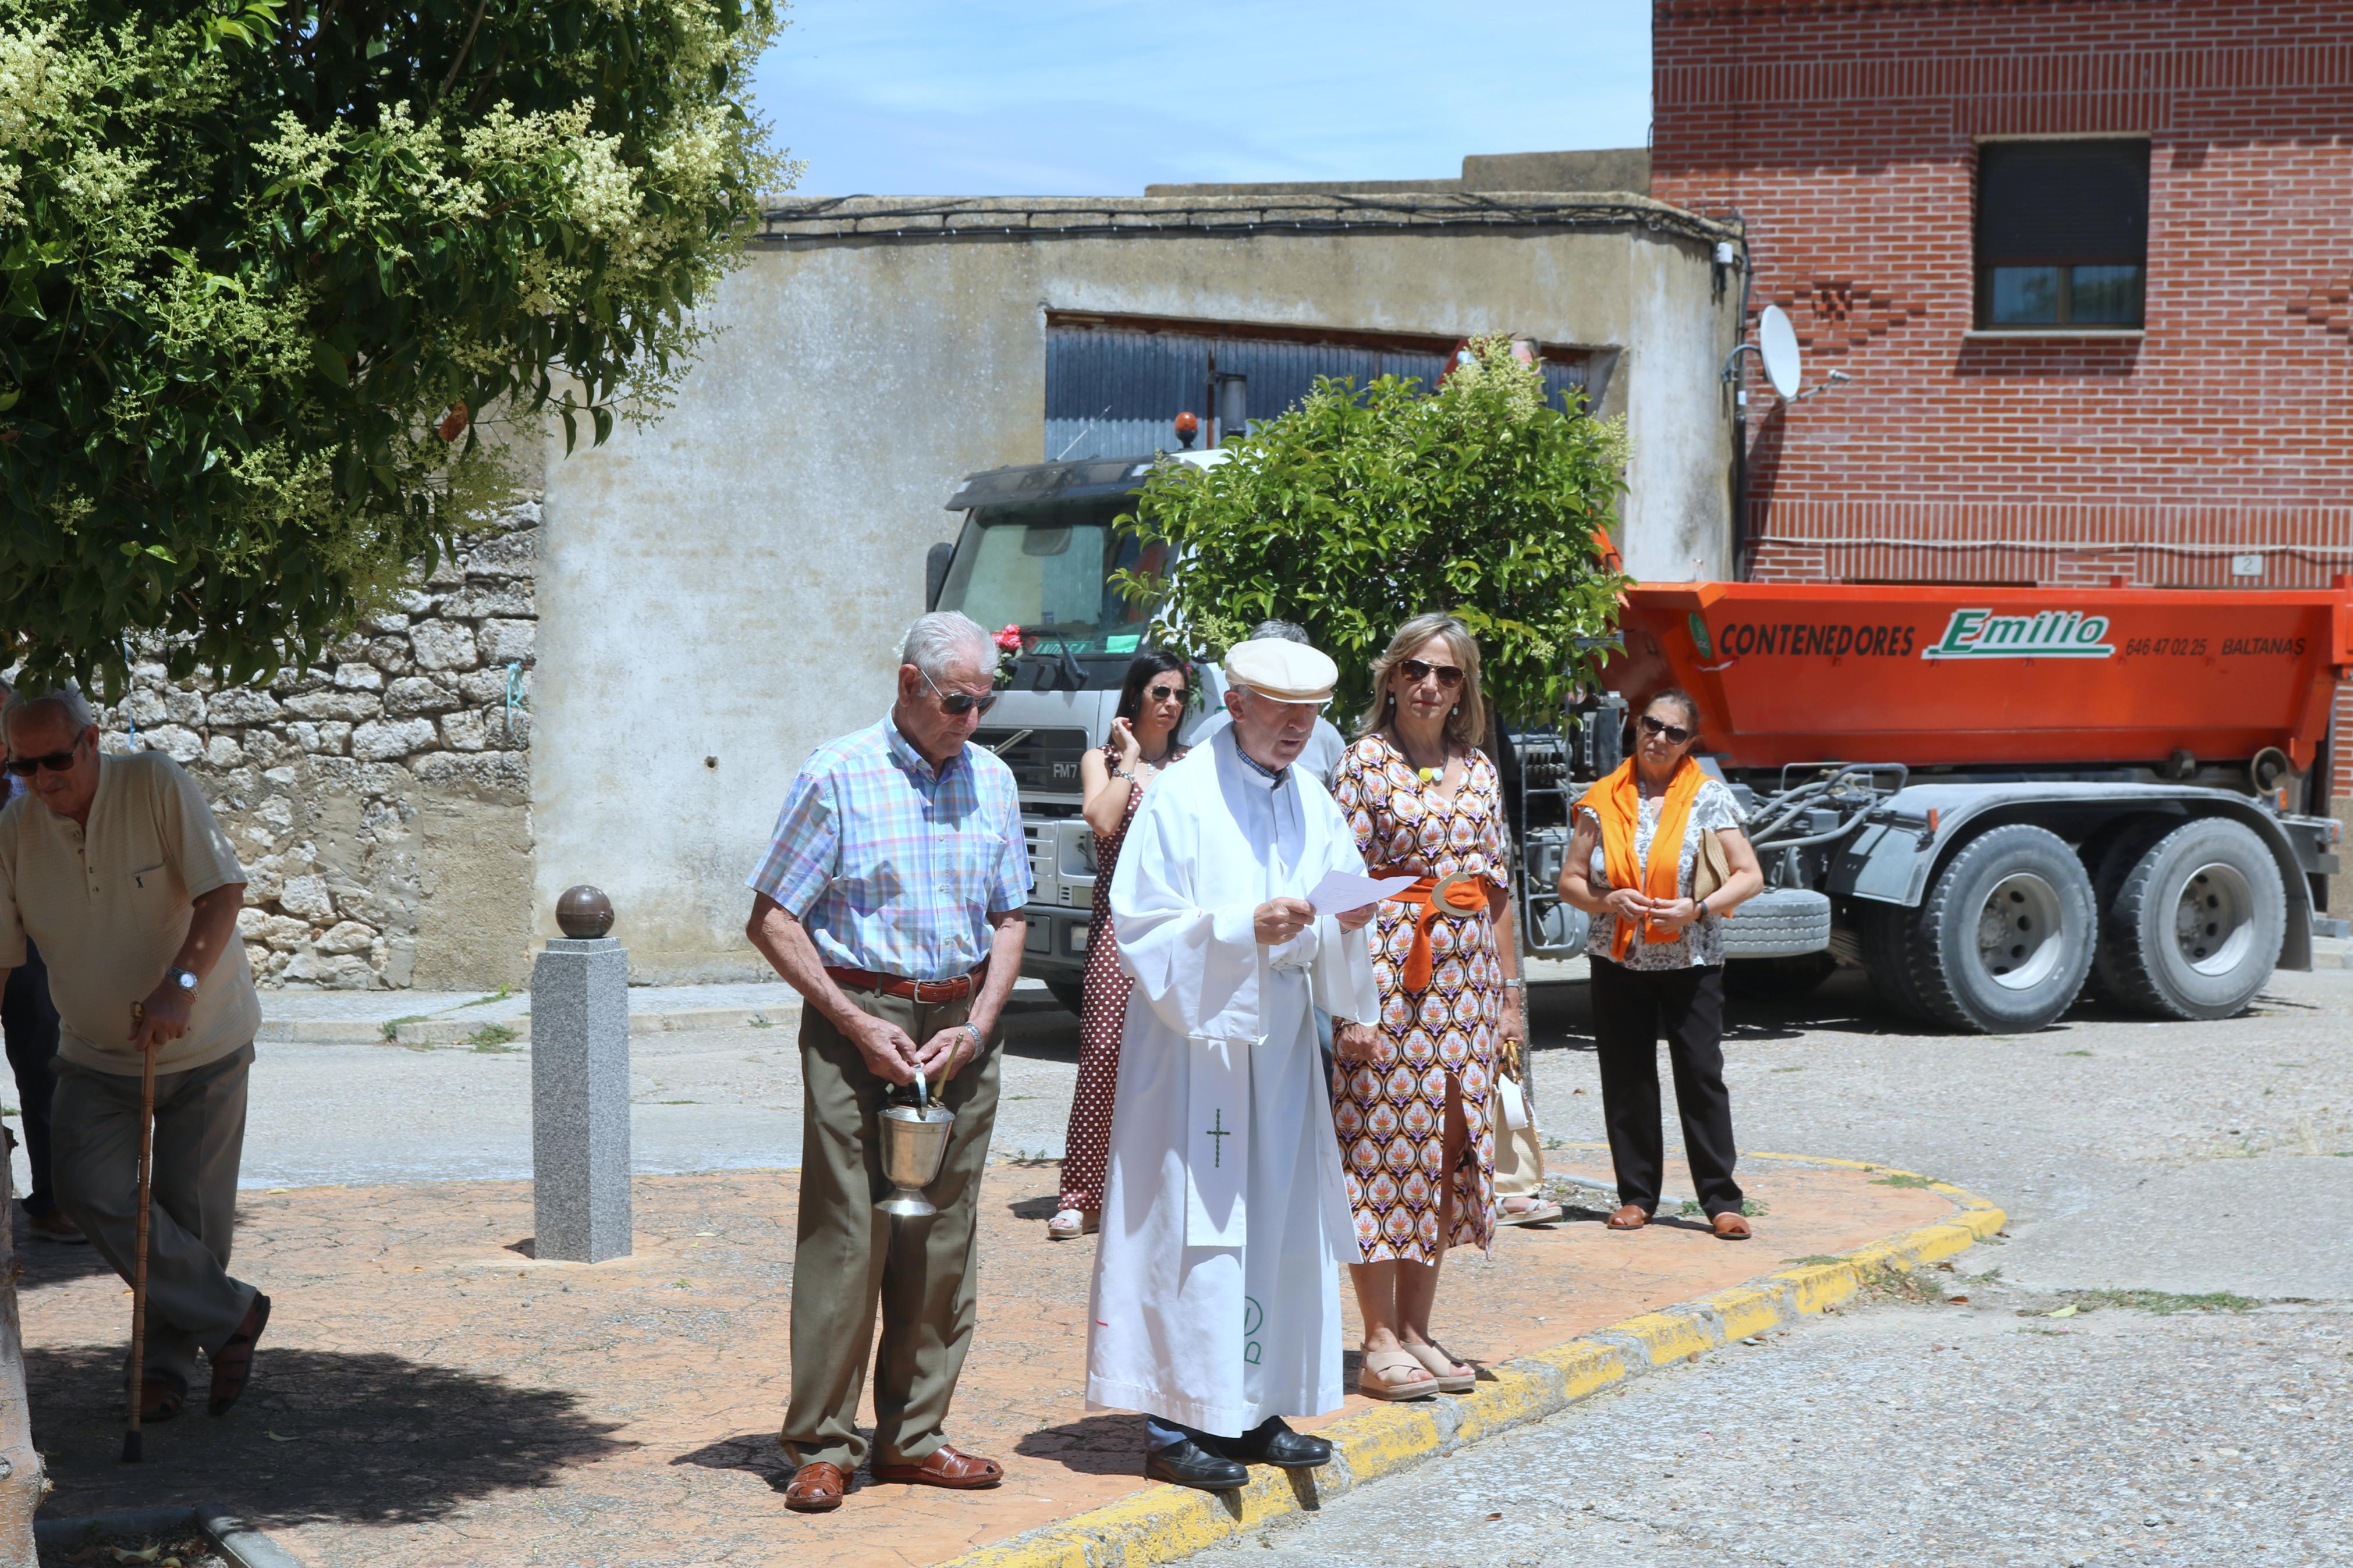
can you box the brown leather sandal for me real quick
[207,1293,271,1416]
[1712,1211,1753,1240]
[784,1460,846,1512]
[1606,1204,1650,1230]
[139,1372,187,1423]
[871,1443,1003,1488]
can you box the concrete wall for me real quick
[536,213,1741,980]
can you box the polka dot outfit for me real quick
[1057,745,1165,1213]
[1329,735,1508,1264]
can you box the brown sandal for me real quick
[783,1460,846,1512]
[1606,1204,1650,1231]
[207,1293,270,1416]
[871,1443,1003,1489]
[138,1372,186,1423]
[1712,1211,1753,1240]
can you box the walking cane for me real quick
[122,1000,155,1464]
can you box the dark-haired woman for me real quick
[1049,652,1192,1240]
[1557,689,1765,1238]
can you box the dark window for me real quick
[1975,140,2149,329]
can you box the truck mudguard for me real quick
[1830,781,2316,971]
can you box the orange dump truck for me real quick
[1516,580,2351,1033]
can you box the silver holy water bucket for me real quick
[878,1067,955,1217]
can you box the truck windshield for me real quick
[936,501,1159,653]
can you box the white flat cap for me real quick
[1225,638,1338,703]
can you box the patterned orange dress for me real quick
[1329,735,1509,1263]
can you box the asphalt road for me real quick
[1174,966,2353,1568]
[11,966,2345,1567]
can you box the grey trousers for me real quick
[51,1044,260,1392]
[783,991,1000,1471]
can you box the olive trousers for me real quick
[783,989,1000,1472]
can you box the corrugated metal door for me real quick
[1046,324,1596,462]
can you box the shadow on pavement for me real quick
[672,1429,798,1492]
[27,1345,633,1527]
[1014,1411,1147,1478]
[8,1211,119,1292]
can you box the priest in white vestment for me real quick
[1085,638,1383,1492]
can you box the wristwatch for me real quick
[165,966,199,997]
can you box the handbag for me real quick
[1691,827,1732,908]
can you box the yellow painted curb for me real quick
[941,1155,2004,1568]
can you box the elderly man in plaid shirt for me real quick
[746,609,1031,1514]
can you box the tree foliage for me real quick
[1114,337,1630,728]
[0,0,790,692]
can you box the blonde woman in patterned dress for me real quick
[1329,614,1522,1400]
[1048,652,1191,1240]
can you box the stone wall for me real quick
[97,506,541,991]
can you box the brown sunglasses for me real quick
[5,733,86,777]
[1398,658,1464,688]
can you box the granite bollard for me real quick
[531,886,630,1262]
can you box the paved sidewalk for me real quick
[17,1157,1957,1567]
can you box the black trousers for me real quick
[3,942,61,1214]
[1589,957,1743,1219]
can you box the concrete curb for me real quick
[33,1500,306,1566]
[939,1155,2004,1568]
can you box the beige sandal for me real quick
[1356,1347,1439,1401]
[1045,1208,1098,1240]
[1402,1341,1476,1393]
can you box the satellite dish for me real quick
[1757,305,1801,400]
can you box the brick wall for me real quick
[1652,0,2353,591]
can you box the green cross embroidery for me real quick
[1204,1108,1232,1168]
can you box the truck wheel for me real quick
[1909,824,2096,1034]
[1045,979,1087,1017]
[1861,904,1933,1023]
[2101,819,2285,1021]
[1727,954,1837,1001]
[2086,817,2171,1002]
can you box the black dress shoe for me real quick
[1144,1438,1249,1491]
[1223,1416,1333,1469]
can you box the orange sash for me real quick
[1388,873,1490,993]
[1576,758,1704,961]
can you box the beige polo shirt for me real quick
[0,751,261,1075]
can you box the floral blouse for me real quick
[1578,777,1744,970]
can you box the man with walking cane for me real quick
[0,687,269,1432]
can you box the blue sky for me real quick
[749,2,1653,197]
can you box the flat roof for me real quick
[755,191,1740,250]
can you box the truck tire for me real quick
[1861,904,1933,1023]
[2099,818,2285,1021]
[2086,817,2171,1002]
[1045,979,1087,1017]
[1717,887,1833,959]
[1727,953,1837,1001]
[1908,824,2096,1034]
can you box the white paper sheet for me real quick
[1304,868,1421,916]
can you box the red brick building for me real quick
[1651,0,2353,890]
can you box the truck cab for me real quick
[928,453,1231,1010]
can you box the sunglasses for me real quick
[1399,658,1465,688]
[6,738,84,777]
[921,669,998,717]
[1145,682,1187,704]
[1639,713,1693,746]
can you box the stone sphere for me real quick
[556,885,615,939]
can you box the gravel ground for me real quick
[1172,965,2353,1567]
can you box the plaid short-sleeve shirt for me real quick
[746,714,1031,982]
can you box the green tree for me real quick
[1115,337,1630,728]
[0,0,790,692]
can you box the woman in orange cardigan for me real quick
[1556,689,1765,1238]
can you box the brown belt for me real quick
[824,964,985,1004]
